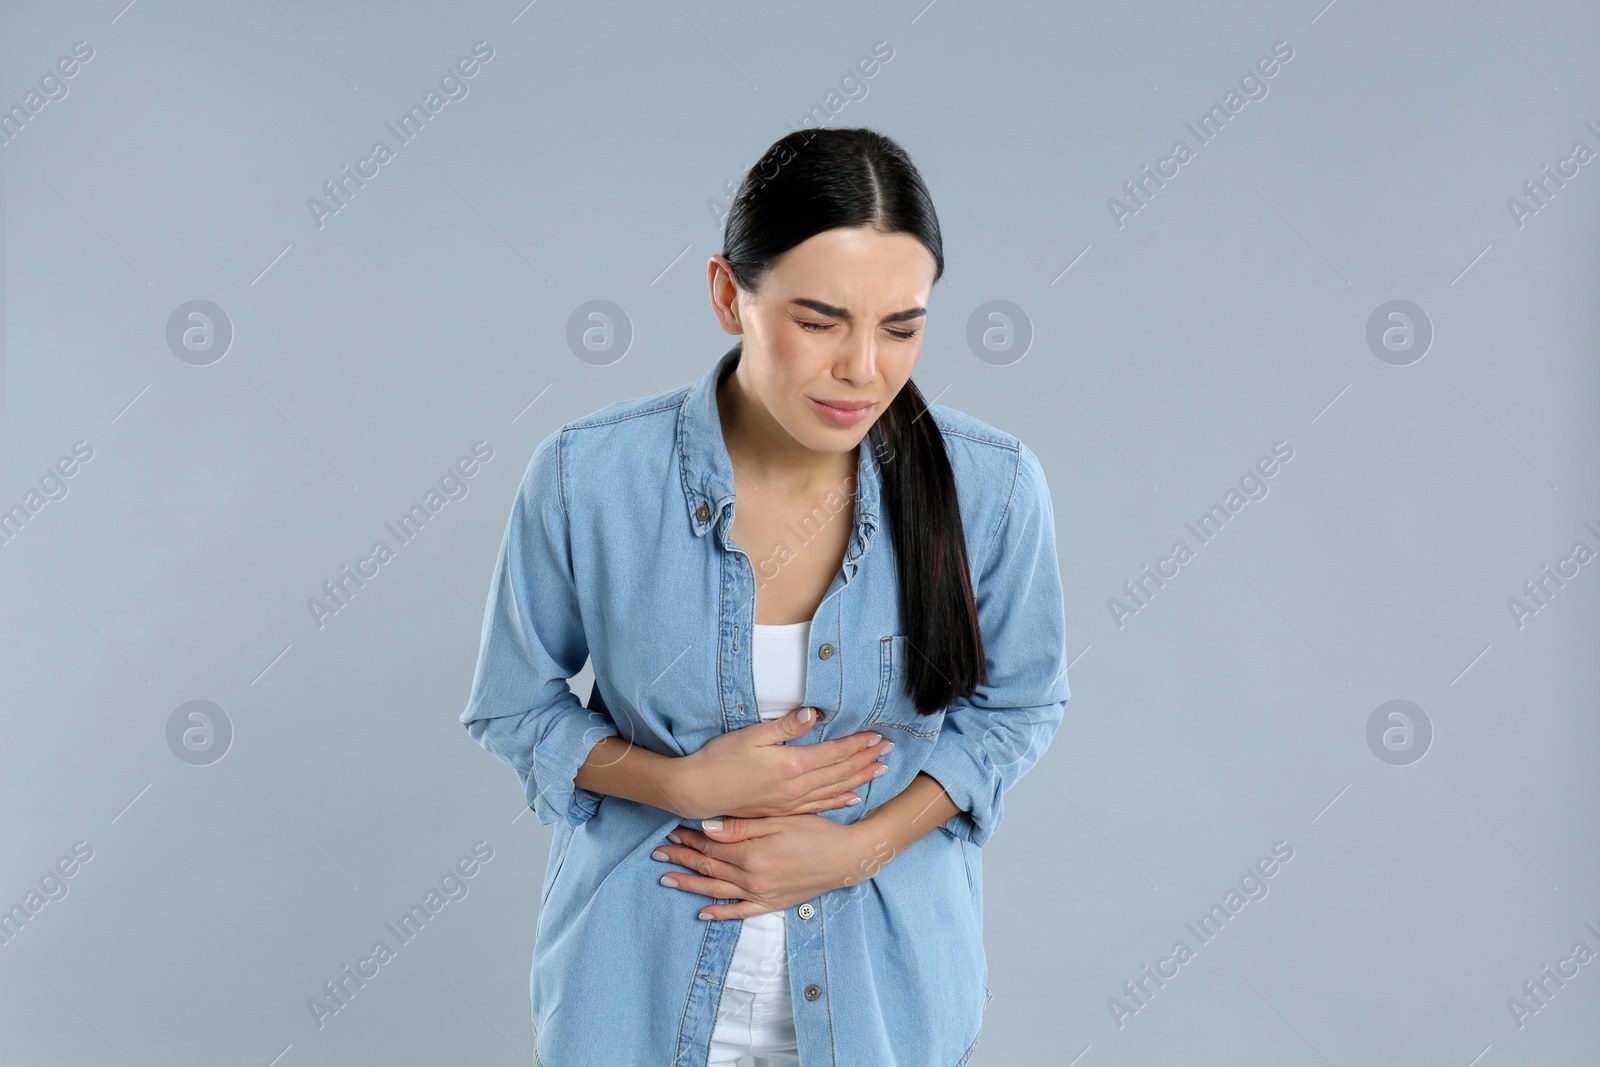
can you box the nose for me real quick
[834,333,878,386]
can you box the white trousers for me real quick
[706,985,800,1067]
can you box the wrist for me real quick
[655,751,706,821]
[846,772,960,871]
[842,814,898,887]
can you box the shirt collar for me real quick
[678,343,882,559]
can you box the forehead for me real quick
[767,227,936,301]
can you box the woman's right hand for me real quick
[670,707,891,821]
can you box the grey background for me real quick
[3,0,1597,1064]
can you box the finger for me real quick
[806,730,885,765]
[766,706,818,742]
[698,816,769,842]
[784,768,883,816]
[800,789,870,813]
[843,738,894,779]
[669,827,746,859]
[782,792,859,815]
[699,898,782,921]
[655,840,744,881]
[793,743,891,804]
[792,747,878,794]
[665,825,723,851]
[658,867,749,906]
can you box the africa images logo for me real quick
[306,41,495,230]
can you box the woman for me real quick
[461,127,1070,1067]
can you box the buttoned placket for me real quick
[674,347,884,1062]
[690,472,878,1057]
[723,501,875,1063]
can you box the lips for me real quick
[808,396,874,427]
[810,399,872,410]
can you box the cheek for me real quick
[887,354,920,396]
[750,329,809,378]
[751,360,823,441]
[765,364,810,412]
[768,347,834,404]
[891,340,921,379]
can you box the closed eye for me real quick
[798,321,918,342]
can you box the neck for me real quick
[717,364,857,494]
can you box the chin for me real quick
[794,419,864,453]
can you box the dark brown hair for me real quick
[719,127,984,713]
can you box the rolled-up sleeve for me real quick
[919,441,1071,848]
[459,427,619,828]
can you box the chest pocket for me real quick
[863,635,942,739]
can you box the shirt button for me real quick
[803,983,822,1001]
[696,504,710,522]
[797,903,815,919]
[818,643,834,660]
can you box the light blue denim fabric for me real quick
[460,344,1071,1066]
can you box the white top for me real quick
[719,619,811,993]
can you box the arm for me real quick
[459,427,622,829]
[578,714,887,823]
[462,429,881,828]
[916,441,1071,848]
[659,773,960,920]
[574,735,694,816]
[847,771,961,869]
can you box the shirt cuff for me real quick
[529,707,620,828]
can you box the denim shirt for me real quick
[460,344,1071,1066]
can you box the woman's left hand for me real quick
[652,813,891,920]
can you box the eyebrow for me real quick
[792,298,926,324]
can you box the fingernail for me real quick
[667,832,682,844]
[880,741,895,754]
[699,910,714,921]
[846,794,862,805]
[660,875,677,887]
[872,763,888,777]
[866,732,882,744]
[652,849,669,861]
[798,707,812,723]
[702,818,723,831]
